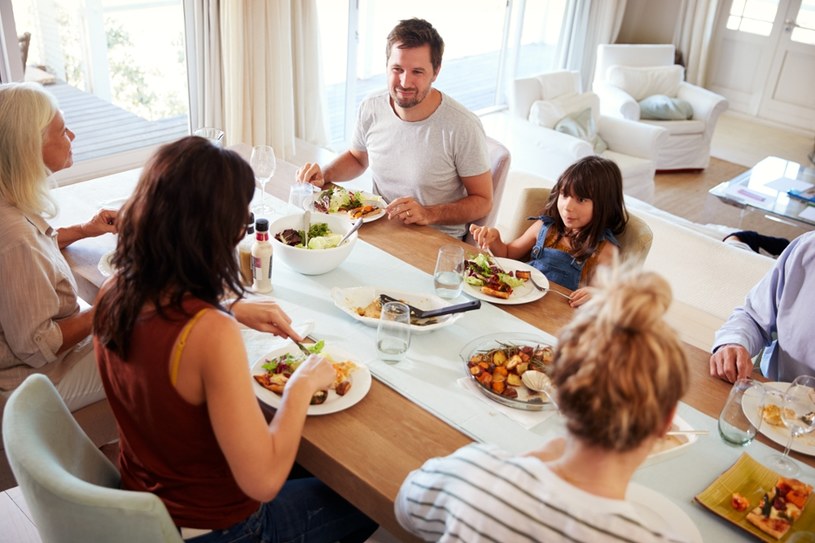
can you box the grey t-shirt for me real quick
[351,90,490,239]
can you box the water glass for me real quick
[377,301,411,363]
[193,127,225,147]
[289,182,316,211]
[718,378,765,446]
[433,244,465,299]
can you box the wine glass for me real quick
[766,375,815,476]
[250,145,277,216]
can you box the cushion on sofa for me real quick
[606,64,684,101]
[554,108,608,154]
[639,94,694,120]
[528,92,596,129]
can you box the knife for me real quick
[379,294,481,319]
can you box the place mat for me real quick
[456,377,556,430]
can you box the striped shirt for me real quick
[0,199,80,390]
[395,443,689,543]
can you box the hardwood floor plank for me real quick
[0,491,40,543]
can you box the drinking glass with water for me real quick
[434,245,464,299]
[377,301,411,363]
[718,378,765,446]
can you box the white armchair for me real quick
[592,44,729,171]
[509,70,665,202]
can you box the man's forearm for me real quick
[424,194,491,225]
[323,151,368,184]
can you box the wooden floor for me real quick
[653,159,811,242]
[47,82,189,163]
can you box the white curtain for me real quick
[556,0,627,91]
[674,0,720,86]
[220,0,327,158]
[187,0,225,132]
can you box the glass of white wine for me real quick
[250,145,277,216]
[766,375,815,477]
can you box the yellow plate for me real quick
[695,453,815,542]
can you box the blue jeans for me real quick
[187,477,377,543]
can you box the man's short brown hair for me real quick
[386,18,444,74]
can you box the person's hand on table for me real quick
[568,287,593,308]
[387,197,428,225]
[710,344,753,383]
[231,299,302,341]
[83,209,118,237]
[296,162,326,188]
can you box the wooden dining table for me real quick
[51,159,815,542]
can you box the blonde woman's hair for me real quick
[552,263,689,452]
[0,82,59,217]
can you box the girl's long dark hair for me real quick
[94,136,255,358]
[541,156,628,261]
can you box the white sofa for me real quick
[496,170,774,351]
[592,44,729,171]
[507,71,666,202]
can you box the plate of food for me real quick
[313,186,386,222]
[331,286,466,334]
[645,414,701,465]
[743,381,815,456]
[460,332,556,411]
[251,341,371,415]
[628,483,703,543]
[463,254,547,305]
[98,250,116,277]
[695,453,815,542]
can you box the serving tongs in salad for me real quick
[379,294,481,320]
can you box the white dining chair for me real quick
[2,374,183,543]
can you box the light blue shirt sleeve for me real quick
[713,231,815,381]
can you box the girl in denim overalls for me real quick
[470,156,628,308]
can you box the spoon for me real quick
[338,218,364,246]
[303,209,310,247]
[521,370,559,409]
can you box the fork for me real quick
[529,276,572,300]
[483,247,508,274]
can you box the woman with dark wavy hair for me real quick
[94,136,376,542]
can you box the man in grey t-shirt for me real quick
[297,18,492,239]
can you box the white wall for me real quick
[616,0,679,45]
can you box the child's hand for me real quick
[468,224,501,249]
[569,287,596,308]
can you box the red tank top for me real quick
[94,297,259,529]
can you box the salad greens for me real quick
[261,341,325,373]
[464,253,526,288]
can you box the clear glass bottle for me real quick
[238,212,255,287]
[251,218,273,293]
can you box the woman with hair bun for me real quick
[396,265,691,542]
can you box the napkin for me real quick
[456,377,557,430]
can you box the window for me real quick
[5,0,190,180]
[316,0,567,150]
[726,0,780,36]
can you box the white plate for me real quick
[463,257,548,305]
[331,286,465,334]
[644,414,699,465]
[627,483,703,543]
[251,342,371,416]
[98,250,116,277]
[743,381,815,456]
[314,188,386,223]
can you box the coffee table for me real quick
[709,156,815,228]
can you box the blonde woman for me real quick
[396,266,690,542]
[0,82,116,410]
